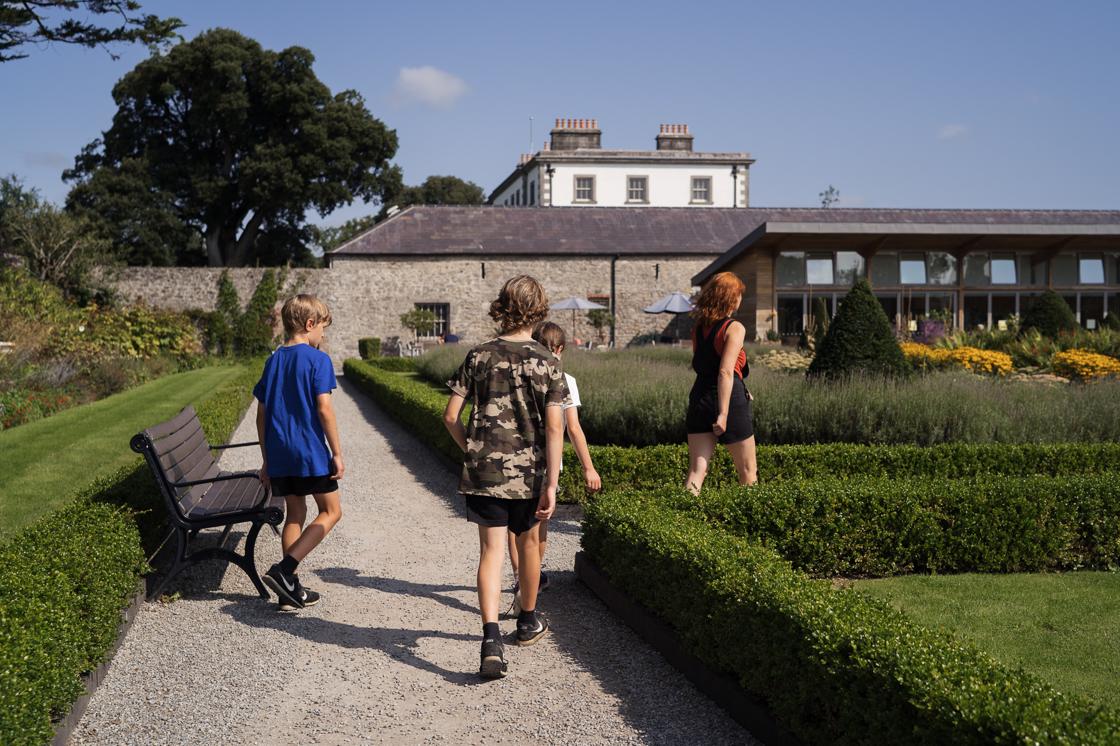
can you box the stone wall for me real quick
[104,255,719,366]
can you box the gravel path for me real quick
[73,379,756,745]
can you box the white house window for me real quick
[574,176,596,203]
[1080,255,1105,284]
[415,303,449,338]
[627,176,648,203]
[690,176,712,204]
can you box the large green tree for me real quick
[376,174,484,220]
[0,0,181,62]
[65,28,401,267]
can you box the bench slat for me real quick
[162,437,216,484]
[191,476,266,517]
[177,462,219,516]
[145,405,199,441]
[152,417,206,461]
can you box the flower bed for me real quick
[1051,349,1120,381]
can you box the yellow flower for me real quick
[1051,349,1120,380]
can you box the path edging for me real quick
[574,551,801,746]
[51,580,146,746]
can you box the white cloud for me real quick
[392,66,468,109]
[937,124,968,140]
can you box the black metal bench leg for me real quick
[216,523,233,549]
[147,527,189,601]
[241,520,269,599]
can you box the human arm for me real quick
[565,408,601,491]
[442,393,469,453]
[316,392,345,479]
[538,404,564,519]
[713,321,747,437]
[255,401,270,491]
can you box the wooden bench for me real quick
[131,405,284,600]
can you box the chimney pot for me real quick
[656,123,694,151]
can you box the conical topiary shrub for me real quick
[1020,290,1077,338]
[807,278,906,379]
[1105,311,1120,331]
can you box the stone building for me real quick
[488,119,753,209]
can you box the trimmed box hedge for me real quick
[0,361,262,744]
[582,490,1120,744]
[638,474,1120,577]
[558,441,1120,496]
[358,337,381,359]
[345,358,464,465]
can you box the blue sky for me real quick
[2,0,1118,227]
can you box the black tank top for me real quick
[691,319,748,387]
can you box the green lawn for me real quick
[0,365,246,535]
[855,571,1120,707]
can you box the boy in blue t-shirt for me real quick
[254,294,344,612]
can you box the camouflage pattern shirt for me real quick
[447,338,569,500]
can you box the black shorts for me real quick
[464,494,539,535]
[270,474,339,497]
[686,380,754,445]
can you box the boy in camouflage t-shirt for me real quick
[443,275,568,679]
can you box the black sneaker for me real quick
[263,564,303,609]
[515,611,549,646]
[279,575,320,612]
[479,638,508,679]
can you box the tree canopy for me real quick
[65,28,401,267]
[376,174,484,220]
[0,0,182,62]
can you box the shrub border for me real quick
[48,582,145,746]
[575,551,800,745]
[1,361,262,745]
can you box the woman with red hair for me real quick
[685,272,758,493]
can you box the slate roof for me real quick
[329,206,1120,259]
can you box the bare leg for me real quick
[281,495,308,555]
[478,525,507,623]
[726,435,759,486]
[514,523,542,612]
[686,432,718,495]
[507,530,519,577]
[538,519,549,564]
[285,491,342,562]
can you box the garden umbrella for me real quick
[643,291,694,314]
[550,296,607,341]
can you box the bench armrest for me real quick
[170,470,262,489]
[210,441,260,450]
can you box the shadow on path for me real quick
[220,599,484,686]
[315,566,478,615]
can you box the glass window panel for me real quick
[777,294,804,336]
[963,294,988,329]
[926,252,957,285]
[806,255,834,285]
[1081,294,1105,329]
[1080,256,1105,284]
[1052,254,1077,285]
[1020,256,1045,287]
[990,255,1017,284]
[834,252,865,286]
[1108,253,1120,284]
[691,177,711,202]
[991,295,1016,328]
[776,252,806,287]
[627,177,647,202]
[900,255,927,284]
[870,252,899,286]
[963,254,989,285]
[901,293,925,320]
[875,294,898,327]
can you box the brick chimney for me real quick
[656,124,693,152]
[549,118,601,151]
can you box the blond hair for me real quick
[281,294,332,337]
[489,275,549,334]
